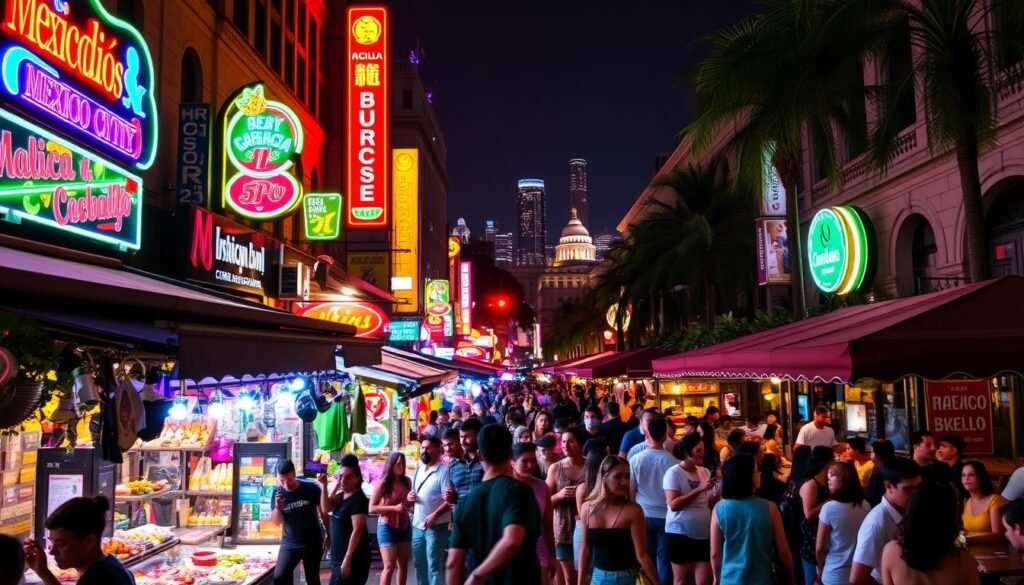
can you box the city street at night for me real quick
[5,1,1024,585]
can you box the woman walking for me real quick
[664,432,714,585]
[814,461,869,585]
[710,454,793,585]
[323,454,370,585]
[798,447,833,585]
[548,427,587,585]
[578,455,661,585]
[369,452,412,585]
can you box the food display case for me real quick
[129,545,278,585]
[231,442,290,544]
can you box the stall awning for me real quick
[539,351,615,374]
[573,347,675,379]
[0,241,383,378]
[557,351,620,376]
[652,277,1024,383]
[382,347,500,380]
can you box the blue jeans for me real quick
[802,559,818,585]
[592,567,640,585]
[413,525,449,585]
[644,516,671,585]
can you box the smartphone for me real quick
[303,460,328,476]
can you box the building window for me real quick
[297,2,306,44]
[254,0,267,55]
[297,54,307,102]
[884,19,916,130]
[843,62,868,162]
[233,0,249,36]
[180,49,204,102]
[998,2,1024,68]
[271,20,282,75]
[285,39,294,88]
[402,89,413,110]
[284,0,294,30]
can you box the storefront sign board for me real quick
[391,149,418,313]
[347,251,388,289]
[175,103,211,206]
[302,192,341,240]
[925,380,994,454]
[807,205,874,294]
[388,319,420,343]
[295,301,389,338]
[187,206,279,295]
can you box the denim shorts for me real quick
[555,542,575,561]
[377,522,412,546]
[592,567,640,585]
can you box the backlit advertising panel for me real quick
[391,149,418,314]
[459,261,472,335]
[345,6,389,229]
[755,218,791,285]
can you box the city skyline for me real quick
[516,179,548,267]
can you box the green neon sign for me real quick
[807,206,873,294]
[0,108,143,250]
[303,193,342,240]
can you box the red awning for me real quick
[573,347,675,379]
[652,277,1024,383]
[557,351,620,376]
[539,351,615,375]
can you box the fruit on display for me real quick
[139,417,216,449]
[189,458,233,493]
[115,479,167,496]
[132,551,276,585]
[187,498,231,527]
[100,524,173,560]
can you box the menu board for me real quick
[232,443,289,544]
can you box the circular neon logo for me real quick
[352,16,383,44]
[807,206,873,294]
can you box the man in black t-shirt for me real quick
[24,495,134,585]
[447,424,541,585]
[270,460,326,585]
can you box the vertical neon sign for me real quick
[345,6,389,229]
[460,261,472,335]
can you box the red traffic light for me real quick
[497,298,507,308]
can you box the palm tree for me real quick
[541,291,605,359]
[686,0,893,314]
[868,0,1024,282]
[595,156,755,345]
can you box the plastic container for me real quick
[192,551,218,566]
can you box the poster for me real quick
[755,218,791,285]
[47,474,83,518]
[924,380,994,454]
[347,252,389,288]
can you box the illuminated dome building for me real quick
[554,209,597,266]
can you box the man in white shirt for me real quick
[410,436,452,585]
[629,416,678,585]
[742,415,767,438]
[795,405,837,449]
[850,458,922,585]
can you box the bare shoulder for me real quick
[881,540,902,567]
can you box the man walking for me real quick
[628,416,678,585]
[411,437,451,585]
[446,424,541,585]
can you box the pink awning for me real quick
[652,277,1024,383]
[573,347,675,379]
[540,351,616,375]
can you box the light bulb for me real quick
[289,377,306,391]
[169,398,188,421]
[208,400,225,419]
[238,392,254,411]
[770,376,782,385]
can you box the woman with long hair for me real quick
[797,447,834,585]
[756,453,787,505]
[960,460,1009,543]
[814,461,869,585]
[369,452,412,585]
[697,422,720,477]
[548,427,587,585]
[575,442,609,572]
[533,411,554,442]
[664,432,714,585]
[710,454,793,585]
[323,454,370,585]
[578,455,661,585]
[881,481,979,585]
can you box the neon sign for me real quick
[221,84,304,220]
[0,0,158,170]
[345,6,389,229]
[302,192,341,240]
[459,261,471,335]
[391,149,418,313]
[295,301,389,338]
[0,107,141,248]
[807,206,875,294]
[425,279,453,339]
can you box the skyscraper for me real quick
[569,158,589,228]
[594,230,621,260]
[516,179,547,266]
[495,231,514,266]
[484,220,497,242]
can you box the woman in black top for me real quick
[323,454,370,585]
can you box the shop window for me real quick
[882,381,910,452]
[180,49,204,103]
[233,0,250,37]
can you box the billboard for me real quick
[303,193,342,240]
[924,380,993,454]
[345,6,389,229]
[221,84,304,220]
[391,149,419,314]
[755,218,791,285]
[346,251,388,289]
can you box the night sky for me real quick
[400,1,757,239]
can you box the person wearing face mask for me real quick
[582,406,604,441]
[410,436,452,585]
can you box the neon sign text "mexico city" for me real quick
[0,107,142,248]
[1,0,158,170]
[807,206,875,294]
[345,5,388,229]
[222,84,304,220]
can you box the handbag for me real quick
[635,568,656,585]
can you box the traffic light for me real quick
[487,295,511,310]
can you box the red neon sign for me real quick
[345,6,389,229]
[296,301,389,338]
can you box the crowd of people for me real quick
[11,379,1024,585]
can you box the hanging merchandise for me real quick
[294,391,318,423]
[116,375,146,446]
[96,356,123,463]
[350,384,367,435]
[313,401,349,452]
[137,369,172,442]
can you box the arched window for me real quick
[181,49,204,103]
[894,213,937,296]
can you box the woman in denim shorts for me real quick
[370,452,412,585]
